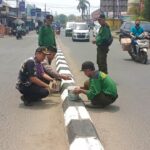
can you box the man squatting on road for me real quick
[73,61,118,108]
[16,47,55,106]
[42,46,71,81]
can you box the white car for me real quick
[93,24,101,37]
[65,22,75,37]
[72,22,90,42]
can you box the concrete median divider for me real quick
[55,47,104,150]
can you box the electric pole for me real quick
[45,3,46,15]
[16,0,19,17]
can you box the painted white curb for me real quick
[55,43,104,150]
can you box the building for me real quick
[128,0,144,14]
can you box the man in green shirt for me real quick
[92,14,112,74]
[73,61,118,108]
[38,15,56,48]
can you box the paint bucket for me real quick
[68,86,80,101]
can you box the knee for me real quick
[41,89,49,98]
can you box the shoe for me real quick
[84,103,104,108]
[21,95,33,106]
[33,98,42,102]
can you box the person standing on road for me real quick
[73,61,118,108]
[38,15,56,48]
[16,47,54,106]
[92,14,112,74]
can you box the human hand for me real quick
[61,74,72,80]
[73,87,81,94]
[45,86,51,95]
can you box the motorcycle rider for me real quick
[130,19,144,55]
[16,25,22,39]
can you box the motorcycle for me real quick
[121,33,150,64]
[16,30,22,39]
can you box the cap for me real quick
[35,46,50,54]
[81,61,95,71]
[47,45,57,53]
[98,14,105,20]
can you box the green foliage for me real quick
[77,0,90,20]
[143,0,150,21]
[68,15,76,21]
[54,14,68,26]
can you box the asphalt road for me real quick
[0,33,68,150]
[57,30,150,150]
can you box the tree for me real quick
[143,0,150,21]
[54,14,68,27]
[68,14,76,21]
[77,0,90,20]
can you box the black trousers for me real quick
[84,80,117,107]
[92,92,118,107]
[19,84,49,101]
[97,45,109,74]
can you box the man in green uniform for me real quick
[38,15,56,48]
[73,61,118,108]
[92,14,112,74]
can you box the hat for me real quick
[98,14,105,20]
[35,46,50,54]
[81,61,95,71]
[47,45,57,53]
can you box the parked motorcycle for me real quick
[121,33,150,64]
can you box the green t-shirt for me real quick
[38,25,56,47]
[86,71,117,100]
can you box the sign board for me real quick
[0,0,2,7]
[36,8,41,17]
[19,1,25,12]
[31,8,36,16]
[100,0,127,12]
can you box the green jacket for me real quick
[86,71,117,100]
[38,25,56,47]
[96,24,111,46]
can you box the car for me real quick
[119,21,150,41]
[93,25,100,37]
[93,22,101,37]
[65,22,75,37]
[72,22,90,42]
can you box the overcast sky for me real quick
[6,0,100,16]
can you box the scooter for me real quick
[128,33,150,64]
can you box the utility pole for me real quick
[45,3,46,15]
[99,0,101,13]
[16,0,19,18]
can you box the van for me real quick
[65,22,75,37]
[72,22,90,42]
